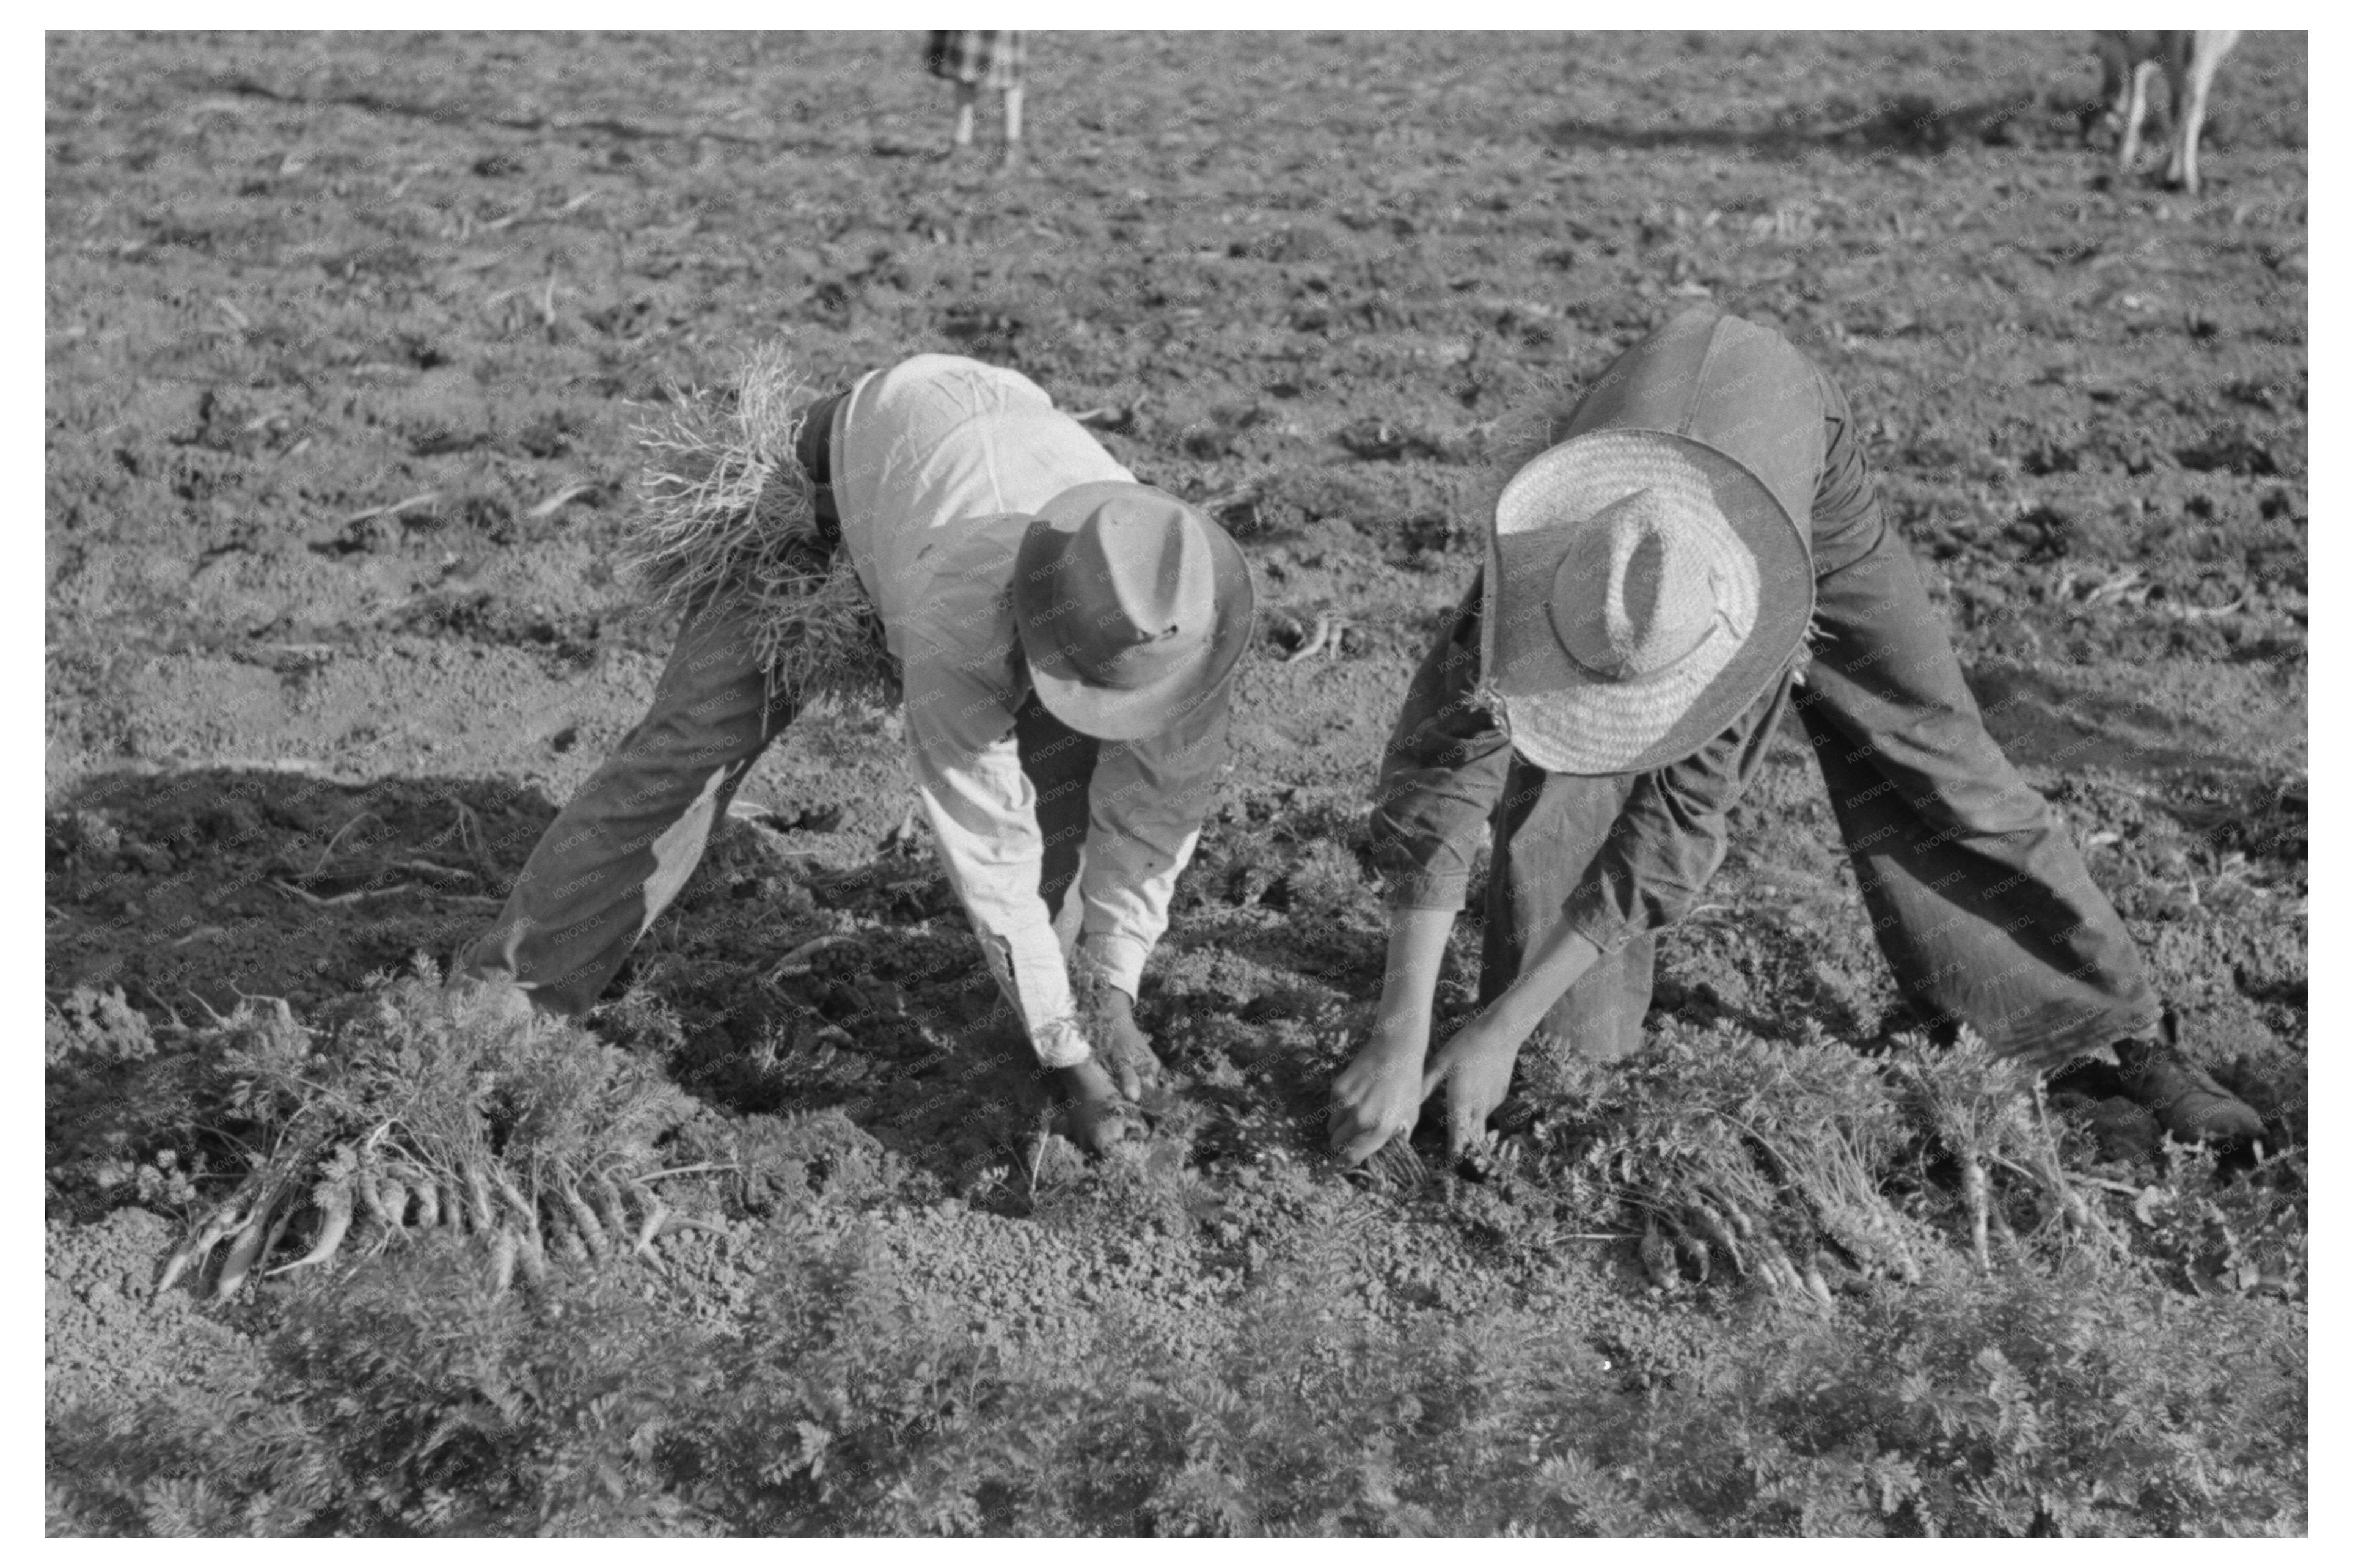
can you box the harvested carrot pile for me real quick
[71,973,705,1302]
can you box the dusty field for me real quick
[46,31,2305,1536]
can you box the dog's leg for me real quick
[2118,57,2159,176]
[2090,31,2132,147]
[2167,30,2239,196]
[2163,32,2197,192]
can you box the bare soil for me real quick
[46,28,2305,1504]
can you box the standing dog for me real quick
[2091,30,2241,196]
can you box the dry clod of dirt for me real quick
[46,1209,258,1421]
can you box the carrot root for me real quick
[212,1199,280,1302]
[153,1249,197,1302]
[158,1208,243,1301]
[258,1205,298,1277]
[560,1181,609,1260]
[1638,1220,1677,1289]
[1801,1254,1836,1311]
[1962,1157,1991,1273]
[155,1232,219,1302]
[515,1228,549,1290]
[487,1229,519,1297]
[590,1172,632,1244]
[630,1185,668,1261]
[1686,1201,1747,1278]
[356,1172,401,1234]
[487,1165,541,1240]
[266,1177,354,1277]
[158,1169,271,1302]
[218,1199,298,1303]
[1755,1234,1802,1300]
[464,1163,496,1236]
[1674,1227,1711,1284]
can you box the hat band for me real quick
[1562,608,1731,687]
[1068,628,1199,691]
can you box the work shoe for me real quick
[2113,1038,2264,1145]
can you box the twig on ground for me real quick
[527,483,599,520]
[312,810,385,877]
[342,492,441,527]
[271,878,416,908]
[395,858,478,884]
[769,932,855,980]
[447,799,501,886]
[2165,595,2247,621]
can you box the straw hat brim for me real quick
[1483,430,1812,775]
[1015,481,1258,742]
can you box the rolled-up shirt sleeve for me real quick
[1369,584,1516,911]
[1073,689,1229,998]
[1557,673,1790,950]
[900,642,1089,1068]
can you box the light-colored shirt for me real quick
[830,355,1230,1069]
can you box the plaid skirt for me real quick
[924,30,1026,90]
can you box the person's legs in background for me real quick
[999,82,1025,170]
[950,81,979,155]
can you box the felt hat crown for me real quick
[1014,482,1256,739]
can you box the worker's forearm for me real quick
[1474,921,1605,1050]
[1371,905,1457,1045]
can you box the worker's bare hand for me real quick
[1328,1024,1431,1167]
[1086,984,1162,1101]
[1424,1012,1526,1159]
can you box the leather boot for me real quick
[2113,1037,2264,1145]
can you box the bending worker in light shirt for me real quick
[462,354,1257,1152]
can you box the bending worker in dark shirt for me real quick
[1328,308,2263,1164]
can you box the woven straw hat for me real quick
[1482,428,1810,775]
[1015,481,1256,741]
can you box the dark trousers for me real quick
[1448,510,2159,1072]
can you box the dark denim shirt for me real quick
[1370,350,1891,952]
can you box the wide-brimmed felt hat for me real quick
[1481,428,1811,775]
[1014,481,1257,741]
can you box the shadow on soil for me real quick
[1966,660,2296,780]
[1543,92,2082,159]
[205,71,791,152]
[45,764,1160,1206]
